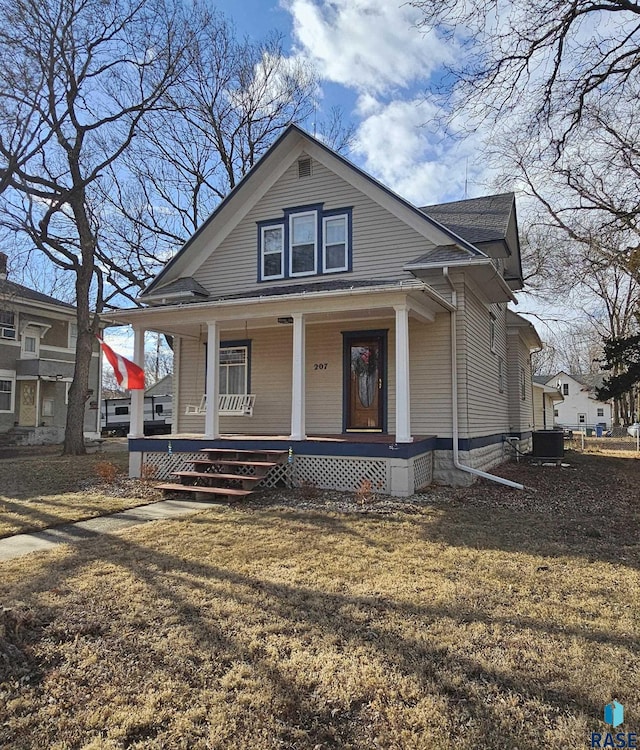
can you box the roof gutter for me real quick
[443,267,524,491]
[104,280,439,323]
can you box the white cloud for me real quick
[282,0,498,204]
[283,0,452,94]
[352,96,491,205]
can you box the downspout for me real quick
[443,267,524,490]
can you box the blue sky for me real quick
[215,0,492,206]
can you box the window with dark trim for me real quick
[257,205,352,282]
[204,339,252,395]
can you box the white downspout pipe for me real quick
[443,267,524,490]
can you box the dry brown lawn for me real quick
[0,449,638,749]
[0,452,162,538]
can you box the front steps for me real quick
[155,447,288,501]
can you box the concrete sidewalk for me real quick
[0,498,216,562]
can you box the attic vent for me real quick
[298,157,312,178]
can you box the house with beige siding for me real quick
[105,125,540,494]
[0,252,101,444]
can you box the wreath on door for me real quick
[351,347,377,407]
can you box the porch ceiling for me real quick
[103,281,453,337]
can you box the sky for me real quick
[223,0,489,206]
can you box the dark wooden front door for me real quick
[344,333,386,432]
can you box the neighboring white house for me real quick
[532,377,564,430]
[544,371,612,431]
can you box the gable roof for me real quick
[141,124,488,300]
[0,278,75,311]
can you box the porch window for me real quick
[289,212,317,276]
[0,310,15,340]
[42,398,54,417]
[0,372,14,412]
[219,344,249,395]
[323,214,349,272]
[261,225,284,281]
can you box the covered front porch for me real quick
[105,279,457,495]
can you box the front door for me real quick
[19,382,37,427]
[344,332,386,432]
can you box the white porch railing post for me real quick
[395,305,413,443]
[128,327,145,438]
[290,312,306,440]
[205,321,220,439]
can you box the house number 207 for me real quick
[314,363,328,370]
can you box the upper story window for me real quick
[0,310,16,340]
[562,383,569,396]
[69,322,78,349]
[290,212,317,276]
[21,329,39,358]
[258,205,352,283]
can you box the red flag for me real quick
[98,337,145,390]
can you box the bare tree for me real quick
[0,0,194,454]
[97,19,355,298]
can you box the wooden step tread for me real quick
[195,459,279,468]
[200,448,287,456]
[155,483,252,497]
[171,470,262,483]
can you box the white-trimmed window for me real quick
[42,398,55,417]
[498,356,505,393]
[562,383,569,396]
[219,345,248,395]
[323,214,348,272]
[554,409,559,418]
[597,407,604,417]
[261,225,284,280]
[289,211,317,276]
[0,310,16,340]
[0,370,15,412]
[22,331,38,358]
[489,312,497,353]
[69,322,78,349]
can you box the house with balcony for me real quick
[0,253,101,444]
[104,125,540,495]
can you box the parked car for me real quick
[627,423,640,437]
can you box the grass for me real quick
[0,450,638,749]
[0,452,160,538]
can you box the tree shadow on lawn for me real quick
[415,453,640,569]
[1,513,635,748]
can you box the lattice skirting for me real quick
[137,451,435,495]
[292,455,389,493]
[412,452,433,490]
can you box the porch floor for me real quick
[140,433,429,444]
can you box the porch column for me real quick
[290,312,306,440]
[205,321,220,439]
[128,327,145,438]
[394,305,413,443]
